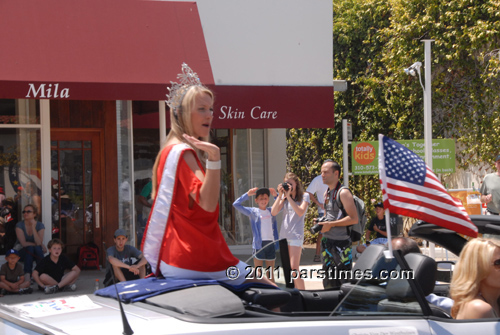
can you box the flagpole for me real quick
[378,134,393,259]
[384,209,393,259]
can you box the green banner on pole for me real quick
[351,139,455,175]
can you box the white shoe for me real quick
[64,283,77,292]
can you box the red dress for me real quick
[142,143,238,276]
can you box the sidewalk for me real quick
[0,269,104,305]
[0,244,456,305]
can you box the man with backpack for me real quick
[317,160,358,289]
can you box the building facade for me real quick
[0,0,333,262]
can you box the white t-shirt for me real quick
[259,209,274,241]
[306,175,328,214]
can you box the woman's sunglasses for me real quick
[22,210,33,214]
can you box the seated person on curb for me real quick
[32,238,81,294]
[0,249,33,295]
[355,202,388,255]
[104,228,148,286]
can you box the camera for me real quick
[281,182,290,191]
[310,216,327,234]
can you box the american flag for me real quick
[378,134,478,237]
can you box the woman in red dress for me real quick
[142,64,274,286]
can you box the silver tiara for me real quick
[166,63,203,111]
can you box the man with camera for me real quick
[314,160,358,289]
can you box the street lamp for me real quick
[404,62,424,91]
[404,40,434,171]
[405,40,435,257]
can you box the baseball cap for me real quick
[114,228,128,238]
[495,155,500,162]
[256,188,270,197]
[6,249,20,257]
[374,202,384,208]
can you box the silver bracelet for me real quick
[206,160,221,170]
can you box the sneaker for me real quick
[19,287,33,294]
[64,284,77,292]
[44,285,59,294]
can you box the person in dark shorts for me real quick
[233,187,279,282]
[0,249,33,295]
[32,238,81,294]
[104,228,148,286]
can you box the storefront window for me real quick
[132,105,160,247]
[212,129,233,244]
[116,101,135,245]
[127,106,268,248]
[231,129,266,245]
[0,99,39,124]
[0,127,41,237]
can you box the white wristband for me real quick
[206,160,221,170]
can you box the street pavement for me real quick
[0,268,104,305]
[0,244,456,305]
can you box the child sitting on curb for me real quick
[32,238,81,294]
[0,249,33,295]
[233,187,279,282]
[104,229,149,286]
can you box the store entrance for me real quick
[50,130,103,263]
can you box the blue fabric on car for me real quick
[95,277,278,303]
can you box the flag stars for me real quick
[383,137,426,186]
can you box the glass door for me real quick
[50,130,102,263]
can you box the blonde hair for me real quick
[450,238,500,318]
[151,85,214,198]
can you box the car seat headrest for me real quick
[385,253,437,300]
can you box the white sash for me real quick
[142,143,190,275]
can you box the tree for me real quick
[287,0,500,243]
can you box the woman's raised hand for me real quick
[183,134,220,161]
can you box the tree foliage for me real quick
[287,0,500,243]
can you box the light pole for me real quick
[423,40,434,171]
[405,39,435,257]
[404,40,434,169]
